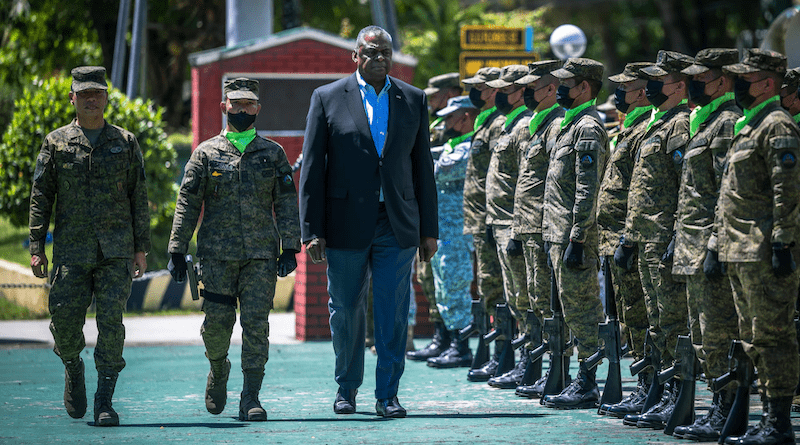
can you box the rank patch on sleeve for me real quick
[781,151,797,169]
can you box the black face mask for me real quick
[645,80,669,108]
[734,77,758,110]
[469,88,486,109]
[495,92,513,115]
[523,87,540,110]
[614,87,631,113]
[556,84,575,109]
[441,127,461,141]
[227,111,257,132]
[688,79,712,107]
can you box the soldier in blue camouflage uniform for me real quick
[712,49,800,445]
[426,96,480,369]
[29,66,150,426]
[540,58,608,410]
[168,78,301,422]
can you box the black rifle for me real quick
[482,303,516,376]
[539,266,569,402]
[459,299,490,370]
[515,309,543,386]
[630,329,663,413]
[585,256,623,410]
[712,340,754,444]
[658,335,697,435]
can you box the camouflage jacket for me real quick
[542,105,608,245]
[463,111,505,235]
[511,106,565,237]
[673,99,741,275]
[486,108,534,227]
[169,132,301,260]
[711,101,800,262]
[29,120,150,263]
[597,109,651,256]
[624,103,690,244]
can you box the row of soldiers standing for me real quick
[408,48,800,445]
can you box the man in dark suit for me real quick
[298,25,438,419]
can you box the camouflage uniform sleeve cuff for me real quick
[29,239,45,256]
[707,234,718,252]
[569,227,585,244]
[283,239,302,253]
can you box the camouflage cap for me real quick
[783,67,800,89]
[515,60,564,85]
[436,95,477,117]
[224,77,259,100]
[424,72,461,96]
[71,66,108,92]
[724,48,787,75]
[486,65,530,88]
[640,50,695,78]
[682,48,740,75]
[462,67,501,85]
[608,62,654,83]
[551,58,604,82]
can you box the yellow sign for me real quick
[459,52,541,81]
[460,25,526,51]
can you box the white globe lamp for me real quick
[550,24,587,60]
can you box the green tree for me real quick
[0,74,178,268]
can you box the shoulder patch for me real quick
[580,152,595,168]
[780,151,797,169]
[666,132,689,153]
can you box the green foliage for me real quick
[0,74,178,269]
[0,296,46,320]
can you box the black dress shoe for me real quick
[375,396,406,418]
[333,388,356,414]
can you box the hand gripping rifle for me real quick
[459,299,490,370]
[712,340,754,444]
[482,303,516,376]
[629,329,663,413]
[658,335,697,435]
[585,256,623,409]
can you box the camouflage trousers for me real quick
[549,242,604,359]
[430,234,474,331]
[416,260,440,323]
[685,273,739,385]
[518,232,552,321]
[608,253,648,362]
[472,234,504,323]
[636,241,687,366]
[200,258,276,372]
[492,225,529,323]
[48,258,132,374]
[728,261,799,398]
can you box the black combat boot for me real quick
[514,350,543,396]
[677,388,731,441]
[93,372,119,426]
[488,348,530,389]
[468,350,499,382]
[724,396,795,445]
[63,357,86,419]
[407,321,450,361]
[239,370,267,421]
[601,372,649,417]
[637,379,679,430]
[516,355,571,398]
[427,331,473,368]
[623,372,664,426]
[543,360,599,409]
[205,357,231,414]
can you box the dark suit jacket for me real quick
[299,73,438,250]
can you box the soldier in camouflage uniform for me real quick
[426,72,463,147]
[459,67,507,382]
[615,50,694,429]
[425,96,480,369]
[29,66,150,426]
[711,49,800,445]
[666,49,743,441]
[507,60,566,398]
[539,58,608,410]
[484,65,535,389]
[168,78,301,422]
[598,62,656,418]
[780,68,800,124]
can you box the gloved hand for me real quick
[564,241,584,269]
[486,226,496,248]
[506,239,523,257]
[661,234,675,263]
[702,249,725,280]
[614,238,636,271]
[772,243,797,277]
[277,249,299,277]
[168,252,187,283]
